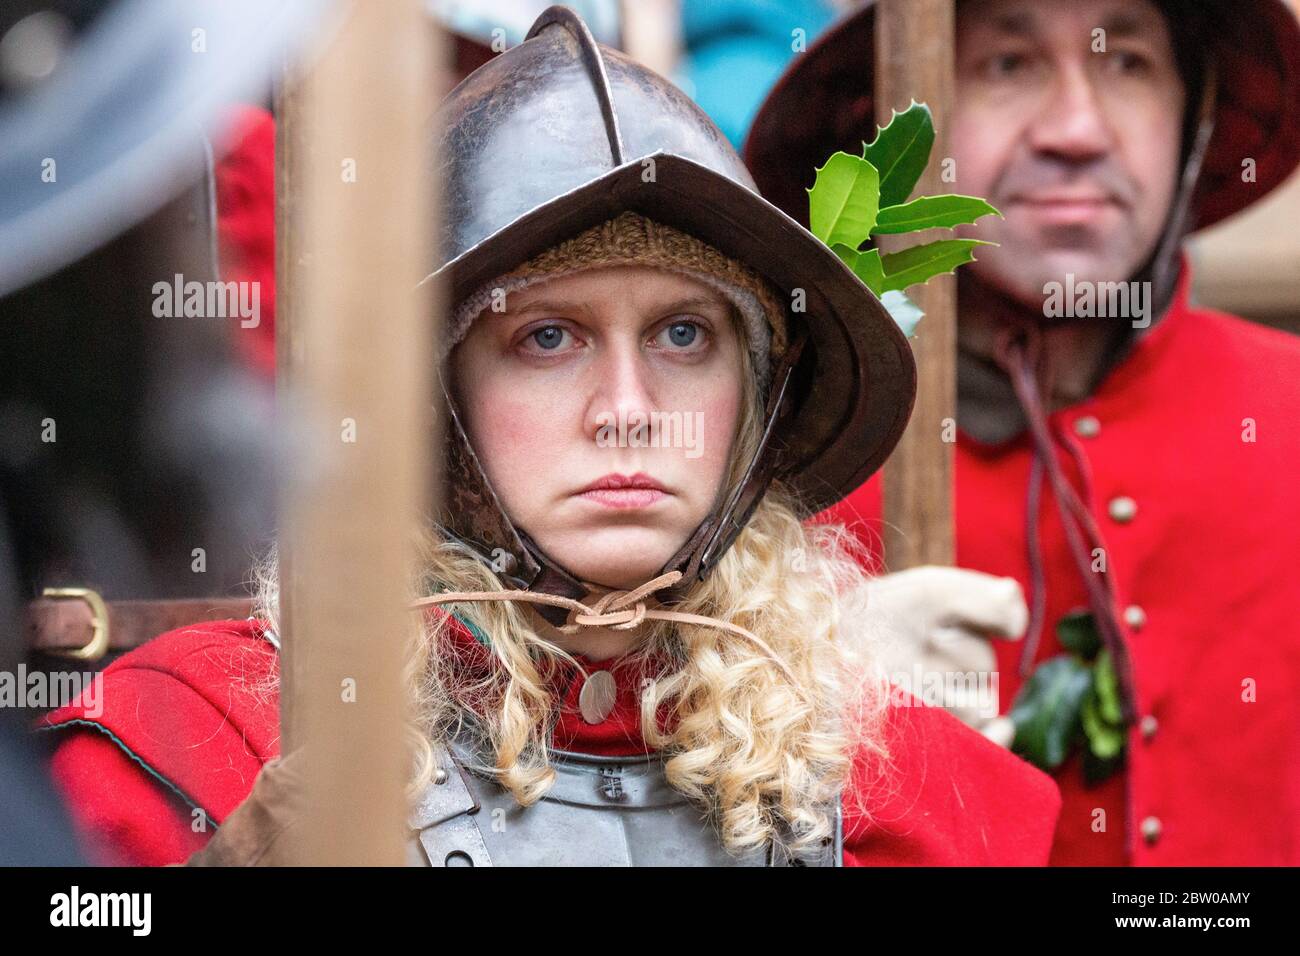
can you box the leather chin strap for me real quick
[1147,63,1219,319]
[436,323,809,628]
[409,569,803,691]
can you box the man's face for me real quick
[951,0,1187,306]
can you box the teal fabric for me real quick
[450,610,492,648]
[38,717,218,829]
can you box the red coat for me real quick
[40,615,1060,866]
[824,267,1300,865]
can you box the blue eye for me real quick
[531,325,568,350]
[669,322,697,346]
[661,321,700,349]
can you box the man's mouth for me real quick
[1008,192,1122,226]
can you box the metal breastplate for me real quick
[406,740,842,867]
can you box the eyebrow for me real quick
[966,6,1159,47]
[510,298,594,318]
[983,11,1036,37]
[1099,12,1155,39]
[508,294,729,318]
[655,295,732,315]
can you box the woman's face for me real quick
[452,265,746,590]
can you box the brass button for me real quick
[1108,496,1138,523]
[579,670,617,724]
[1140,815,1162,845]
[1140,714,1158,741]
[1124,605,1147,630]
[1074,415,1101,438]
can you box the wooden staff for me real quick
[621,0,681,78]
[876,0,957,569]
[275,0,439,865]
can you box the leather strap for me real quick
[994,329,1138,724]
[24,593,255,659]
[411,569,806,693]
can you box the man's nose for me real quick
[1026,62,1116,161]
[584,341,658,441]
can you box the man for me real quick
[745,0,1300,865]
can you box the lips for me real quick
[1010,193,1120,225]
[577,472,667,494]
[575,472,669,510]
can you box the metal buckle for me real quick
[41,587,110,662]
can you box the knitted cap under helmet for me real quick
[444,211,789,392]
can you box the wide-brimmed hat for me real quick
[744,0,1300,233]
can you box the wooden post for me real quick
[876,0,957,569]
[275,0,439,865]
[621,0,681,78]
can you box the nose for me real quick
[1026,61,1116,162]
[584,338,658,444]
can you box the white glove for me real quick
[862,566,1027,748]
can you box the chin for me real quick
[543,524,686,590]
[572,558,671,591]
[972,244,1144,310]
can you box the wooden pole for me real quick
[876,0,957,569]
[275,0,439,865]
[621,0,681,77]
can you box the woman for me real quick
[43,6,1060,866]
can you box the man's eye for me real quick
[987,52,1031,77]
[654,320,705,350]
[1106,50,1153,76]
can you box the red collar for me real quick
[432,606,674,757]
[959,257,1199,456]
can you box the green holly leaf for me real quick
[873,195,1002,234]
[1094,648,1124,726]
[862,101,936,208]
[879,239,991,293]
[1057,609,1102,660]
[1081,690,1125,760]
[880,290,923,338]
[1009,655,1093,771]
[808,152,880,250]
[806,103,994,317]
[831,243,884,294]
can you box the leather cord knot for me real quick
[409,569,803,690]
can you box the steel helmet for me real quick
[429,5,916,621]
